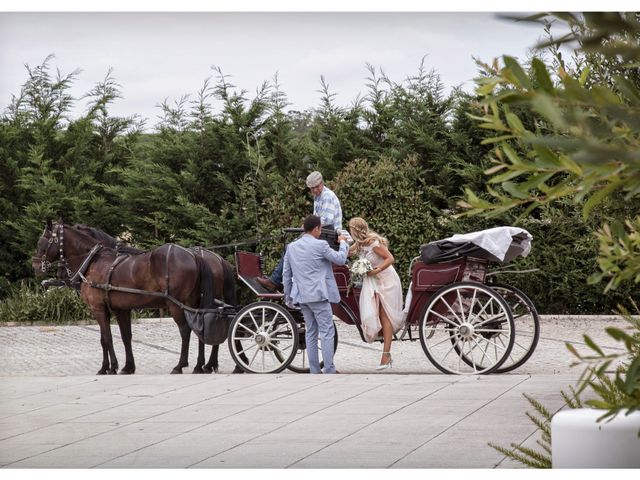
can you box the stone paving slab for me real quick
[0,315,628,468]
[0,373,577,468]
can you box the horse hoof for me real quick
[171,368,183,374]
[202,366,213,374]
[192,367,205,374]
[232,366,245,374]
[119,368,135,375]
[108,369,118,375]
[97,369,107,375]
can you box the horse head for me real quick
[32,219,65,276]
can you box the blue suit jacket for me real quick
[283,234,348,305]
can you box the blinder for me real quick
[32,223,72,278]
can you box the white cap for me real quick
[306,171,323,188]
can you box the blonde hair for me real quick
[348,217,388,255]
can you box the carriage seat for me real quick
[235,250,284,299]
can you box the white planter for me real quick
[552,408,640,468]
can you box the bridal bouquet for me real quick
[349,257,372,288]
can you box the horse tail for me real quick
[221,259,237,307]
[194,254,215,310]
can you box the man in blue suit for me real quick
[283,215,348,374]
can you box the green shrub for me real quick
[334,156,445,288]
[0,281,90,323]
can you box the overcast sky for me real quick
[1,12,547,129]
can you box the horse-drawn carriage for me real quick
[33,221,539,376]
[227,226,540,375]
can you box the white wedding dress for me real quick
[358,240,405,343]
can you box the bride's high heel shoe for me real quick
[376,352,393,371]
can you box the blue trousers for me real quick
[299,301,336,374]
[269,255,285,287]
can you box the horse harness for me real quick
[42,224,232,313]
[90,243,231,313]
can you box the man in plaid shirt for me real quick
[257,171,348,292]
[309,171,343,231]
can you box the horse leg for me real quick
[203,344,219,373]
[170,305,190,374]
[192,338,206,374]
[94,307,118,375]
[232,344,246,374]
[115,310,136,374]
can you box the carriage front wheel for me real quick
[228,301,299,373]
[419,281,515,375]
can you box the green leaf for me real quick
[531,58,555,93]
[583,181,623,219]
[503,55,532,90]
[586,400,613,410]
[502,144,526,167]
[531,96,566,128]
[519,172,555,192]
[578,66,591,86]
[505,112,526,133]
[624,357,640,394]
[605,327,635,347]
[480,134,516,144]
[566,342,582,359]
[613,75,640,105]
[583,334,605,356]
[556,154,583,176]
[477,82,497,96]
[532,145,562,169]
[503,181,529,200]
[487,168,527,185]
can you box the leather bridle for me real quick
[32,223,73,278]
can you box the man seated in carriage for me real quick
[257,170,350,292]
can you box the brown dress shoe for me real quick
[256,276,279,292]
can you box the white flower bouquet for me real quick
[349,257,372,288]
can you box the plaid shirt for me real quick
[313,186,343,230]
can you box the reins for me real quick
[204,233,284,250]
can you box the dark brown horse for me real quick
[32,220,235,375]
[50,223,241,374]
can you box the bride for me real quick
[348,217,404,370]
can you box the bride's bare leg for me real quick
[379,302,393,365]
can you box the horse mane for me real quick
[72,224,144,255]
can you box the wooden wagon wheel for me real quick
[228,301,299,373]
[458,284,540,373]
[418,281,515,375]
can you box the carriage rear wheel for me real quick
[285,319,339,373]
[418,281,515,375]
[469,284,540,373]
[228,301,299,373]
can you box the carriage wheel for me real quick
[481,284,540,373]
[228,301,299,373]
[285,320,339,373]
[419,281,515,375]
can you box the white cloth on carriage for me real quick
[444,226,532,262]
[358,240,405,343]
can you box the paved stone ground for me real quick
[0,315,629,468]
[0,373,579,468]
[0,315,627,376]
